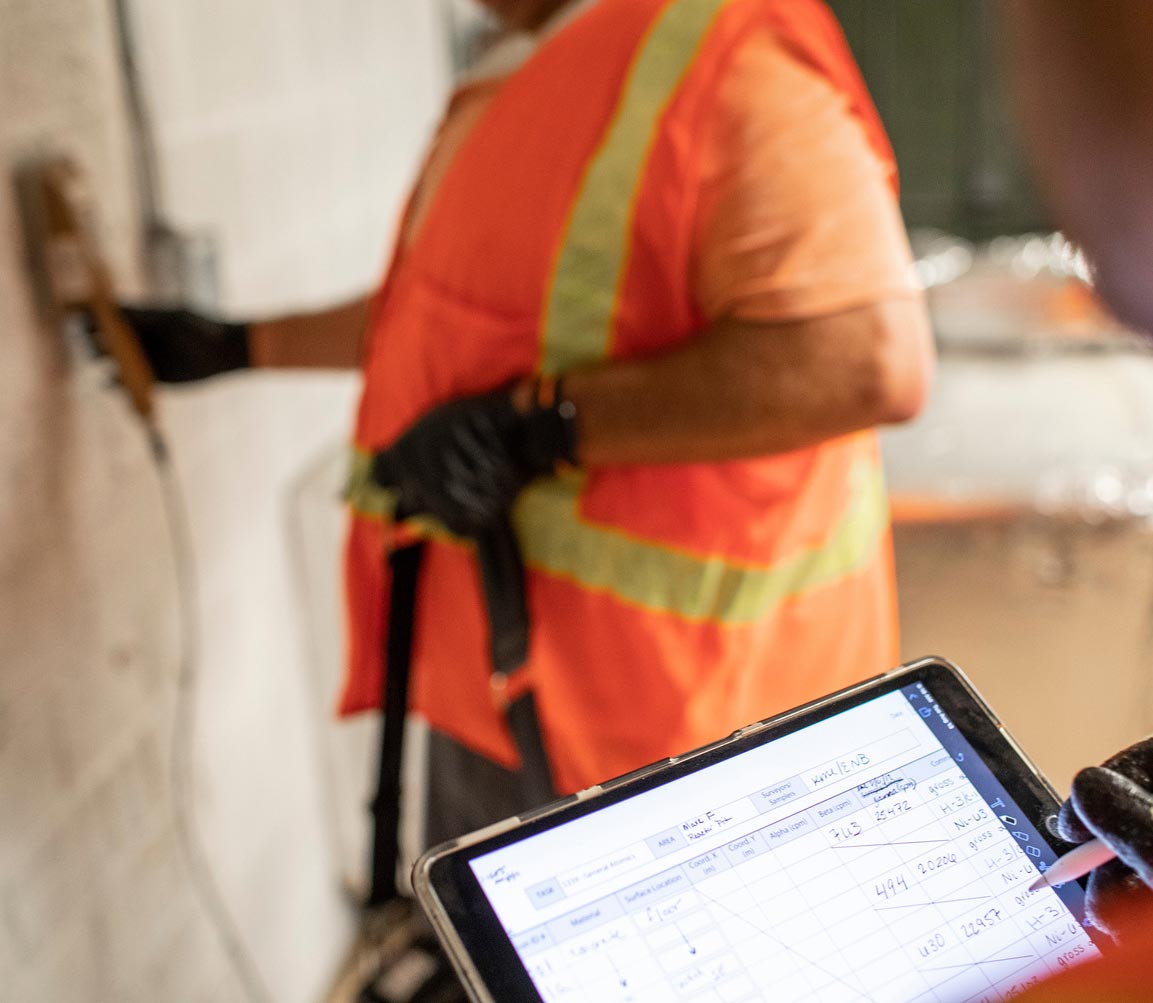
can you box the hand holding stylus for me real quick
[1028,838,1115,892]
[1041,737,1153,937]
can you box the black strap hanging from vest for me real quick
[365,452,554,908]
[367,540,425,907]
[474,514,530,674]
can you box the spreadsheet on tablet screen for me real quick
[470,683,1101,1003]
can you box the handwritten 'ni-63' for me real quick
[949,806,990,832]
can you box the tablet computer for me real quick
[414,656,1107,1003]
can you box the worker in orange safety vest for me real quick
[114,0,935,845]
[338,0,935,840]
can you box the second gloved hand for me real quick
[380,382,578,536]
[1057,737,1153,937]
[101,306,250,382]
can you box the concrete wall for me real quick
[0,0,445,1000]
[884,352,1153,789]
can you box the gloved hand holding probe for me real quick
[1056,737,1153,937]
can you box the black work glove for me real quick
[1057,737,1153,937]
[375,383,578,537]
[93,306,250,382]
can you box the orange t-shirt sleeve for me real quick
[692,26,921,323]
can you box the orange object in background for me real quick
[342,0,905,794]
[1007,905,1153,1002]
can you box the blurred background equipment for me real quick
[884,232,1153,785]
[827,0,1153,788]
[109,0,221,312]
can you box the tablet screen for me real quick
[468,681,1101,1002]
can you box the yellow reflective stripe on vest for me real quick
[345,448,889,626]
[514,462,888,624]
[345,448,394,519]
[539,0,731,374]
[343,450,453,541]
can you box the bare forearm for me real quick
[247,295,373,369]
[562,297,933,466]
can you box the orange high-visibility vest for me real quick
[342,0,901,795]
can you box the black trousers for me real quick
[424,728,559,850]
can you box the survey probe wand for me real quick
[1029,837,1116,891]
[16,156,156,424]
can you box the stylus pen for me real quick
[1028,838,1116,892]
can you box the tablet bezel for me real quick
[414,656,1095,1003]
